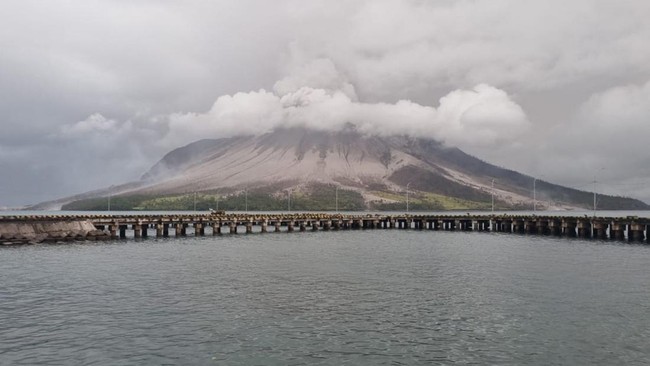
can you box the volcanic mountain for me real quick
[50,127,647,211]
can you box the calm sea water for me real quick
[1,230,650,365]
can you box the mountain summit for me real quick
[51,127,647,211]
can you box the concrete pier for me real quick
[2,213,649,246]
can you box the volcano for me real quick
[41,127,648,211]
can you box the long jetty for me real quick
[1,213,649,245]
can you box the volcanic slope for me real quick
[93,127,645,211]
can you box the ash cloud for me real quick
[2,0,650,205]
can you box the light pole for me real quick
[406,182,412,213]
[335,186,339,212]
[491,179,495,213]
[287,189,291,212]
[533,178,537,212]
[593,178,597,217]
[593,168,604,217]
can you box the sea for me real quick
[1,210,649,365]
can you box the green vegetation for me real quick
[369,191,493,211]
[62,184,366,211]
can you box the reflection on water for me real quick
[1,231,650,365]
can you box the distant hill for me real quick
[36,127,648,211]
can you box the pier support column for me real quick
[275,221,281,232]
[548,220,560,235]
[312,221,319,231]
[156,223,163,237]
[212,222,221,235]
[300,222,306,231]
[229,222,237,234]
[175,223,182,237]
[134,224,142,238]
[536,220,549,235]
[323,220,331,230]
[611,222,626,240]
[577,220,592,238]
[119,225,127,239]
[245,221,253,234]
[513,220,524,233]
[163,224,169,237]
[630,223,646,241]
[592,221,607,239]
[389,219,395,229]
[524,220,537,234]
[287,221,294,232]
[261,220,268,233]
[141,224,149,238]
[562,220,577,237]
[109,224,118,239]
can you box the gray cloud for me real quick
[1,0,650,206]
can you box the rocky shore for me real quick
[0,220,109,246]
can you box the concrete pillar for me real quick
[134,223,142,238]
[212,222,221,235]
[610,222,626,240]
[562,220,577,237]
[592,221,607,239]
[175,223,182,237]
[156,223,163,237]
[299,221,306,231]
[312,221,319,231]
[181,224,188,236]
[163,224,169,237]
[576,220,591,238]
[389,219,396,229]
[141,224,148,238]
[333,220,341,230]
[513,220,525,233]
[245,221,253,234]
[524,220,537,234]
[630,223,645,241]
[548,220,561,235]
[287,221,294,232]
[275,221,281,232]
[229,222,237,234]
[119,225,127,239]
[109,224,118,239]
[261,220,268,233]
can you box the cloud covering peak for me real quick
[2,0,650,205]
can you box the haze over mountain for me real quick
[44,128,648,211]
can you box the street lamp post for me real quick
[533,178,537,212]
[335,186,339,212]
[593,178,597,217]
[287,189,291,212]
[406,182,412,213]
[491,179,495,213]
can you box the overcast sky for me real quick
[1,0,650,207]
